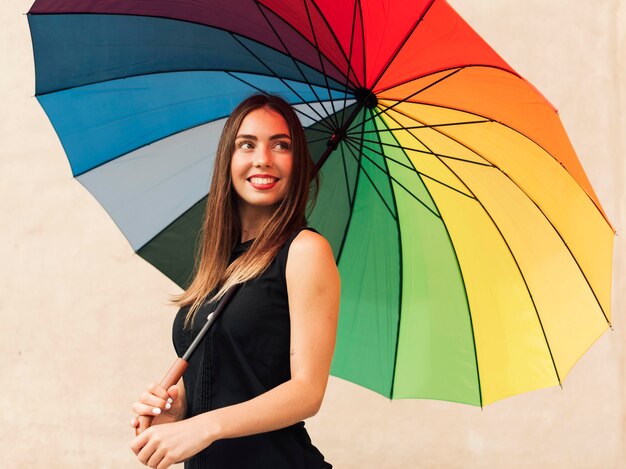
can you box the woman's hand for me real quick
[130,416,217,469]
[131,382,186,429]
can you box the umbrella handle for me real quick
[135,357,188,436]
[134,285,239,436]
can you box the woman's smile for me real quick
[247,173,280,189]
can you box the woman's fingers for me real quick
[130,428,149,455]
[141,392,164,407]
[146,383,172,409]
[166,385,179,402]
[131,383,181,434]
[147,382,170,401]
[146,445,166,468]
[132,401,166,417]
[135,430,173,469]
[137,439,156,464]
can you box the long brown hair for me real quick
[173,94,319,326]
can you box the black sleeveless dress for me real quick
[172,227,332,468]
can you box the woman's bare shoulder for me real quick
[288,229,334,260]
[286,228,340,303]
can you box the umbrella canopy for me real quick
[28,0,615,406]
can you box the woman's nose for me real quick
[253,145,272,167]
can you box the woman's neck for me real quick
[238,204,275,242]
[240,226,260,243]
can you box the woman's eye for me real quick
[238,141,254,150]
[274,141,290,150]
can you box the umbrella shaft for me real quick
[182,284,240,361]
[315,97,369,173]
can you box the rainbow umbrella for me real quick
[28,0,615,406]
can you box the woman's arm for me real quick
[130,230,340,467]
[206,230,340,437]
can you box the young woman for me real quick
[130,94,340,469]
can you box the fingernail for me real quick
[167,397,173,404]
[165,402,171,410]
[152,407,161,415]
[131,419,136,427]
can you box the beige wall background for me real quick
[1,0,624,467]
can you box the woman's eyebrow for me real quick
[269,133,291,140]
[235,134,257,140]
[235,134,291,140]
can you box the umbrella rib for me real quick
[342,140,398,221]
[294,107,341,132]
[366,109,404,398]
[343,137,442,219]
[302,104,367,151]
[346,68,463,134]
[227,34,336,128]
[254,1,358,86]
[382,103,612,328]
[339,143,354,207]
[309,0,364,89]
[305,125,334,138]
[338,0,360,116]
[352,138,419,172]
[34,67,346,100]
[254,1,341,128]
[368,0,437,92]
[358,0,367,87]
[302,0,340,122]
[307,134,334,145]
[351,134,493,167]
[375,96,614,233]
[348,136,479,204]
[376,98,564,167]
[333,116,366,265]
[224,70,334,131]
[296,103,361,133]
[359,120,491,134]
[380,110,574,390]
[374,64,524,97]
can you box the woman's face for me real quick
[230,106,294,212]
